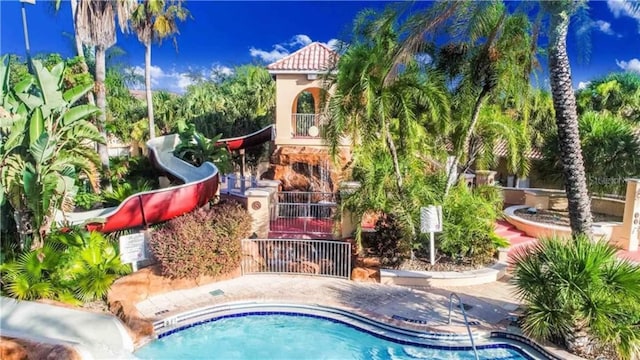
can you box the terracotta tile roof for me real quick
[494,140,544,160]
[267,42,338,73]
[444,140,544,160]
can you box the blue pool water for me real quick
[135,313,532,360]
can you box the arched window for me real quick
[295,91,315,114]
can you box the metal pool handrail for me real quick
[448,292,479,360]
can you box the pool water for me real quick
[135,314,531,360]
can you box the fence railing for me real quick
[292,113,325,138]
[241,238,352,279]
[270,192,337,235]
[220,174,258,195]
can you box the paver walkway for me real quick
[135,275,520,334]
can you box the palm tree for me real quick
[539,111,640,195]
[73,0,136,187]
[58,0,97,108]
[542,0,593,237]
[383,1,539,194]
[324,8,450,247]
[511,235,640,358]
[130,0,189,139]
[440,3,538,193]
[325,8,450,191]
[577,72,640,123]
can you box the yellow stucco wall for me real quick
[274,74,329,147]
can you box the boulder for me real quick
[262,146,351,193]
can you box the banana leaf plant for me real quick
[0,56,103,249]
[174,124,232,173]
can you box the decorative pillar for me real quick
[475,170,497,186]
[257,180,280,218]
[339,181,361,239]
[244,188,271,239]
[463,173,475,188]
[615,179,640,251]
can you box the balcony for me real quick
[292,113,325,138]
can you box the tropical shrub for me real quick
[174,125,232,173]
[149,201,252,279]
[109,156,160,188]
[53,230,130,302]
[539,111,640,195]
[102,180,153,207]
[576,72,640,123]
[0,228,130,304]
[368,214,410,268]
[511,235,640,359]
[74,187,103,210]
[438,184,506,265]
[0,56,103,248]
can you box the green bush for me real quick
[174,125,232,173]
[102,180,153,207]
[0,228,130,304]
[74,188,103,210]
[149,201,252,279]
[109,156,160,187]
[512,235,640,359]
[438,184,505,265]
[369,214,410,268]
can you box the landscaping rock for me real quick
[0,337,81,360]
[0,338,27,360]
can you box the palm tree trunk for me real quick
[548,10,593,237]
[145,42,156,139]
[70,0,96,107]
[384,122,403,190]
[94,46,112,190]
[445,88,490,195]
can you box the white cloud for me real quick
[578,81,591,90]
[249,46,290,62]
[326,38,341,50]
[210,64,234,82]
[607,0,640,30]
[250,35,343,63]
[416,53,432,65]
[616,58,640,73]
[130,64,195,93]
[290,34,312,47]
[594,20,615,35]
[211,64,233,76]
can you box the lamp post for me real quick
[20,0,36,74]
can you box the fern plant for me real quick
[102,180,153,207]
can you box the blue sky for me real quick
[1,0,639,93]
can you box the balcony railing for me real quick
[220,174,258,195]
[292,113,325,138]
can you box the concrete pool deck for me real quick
[136,275,514,330]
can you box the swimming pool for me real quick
[135,304,555,360]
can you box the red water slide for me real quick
[56,125,275,233]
